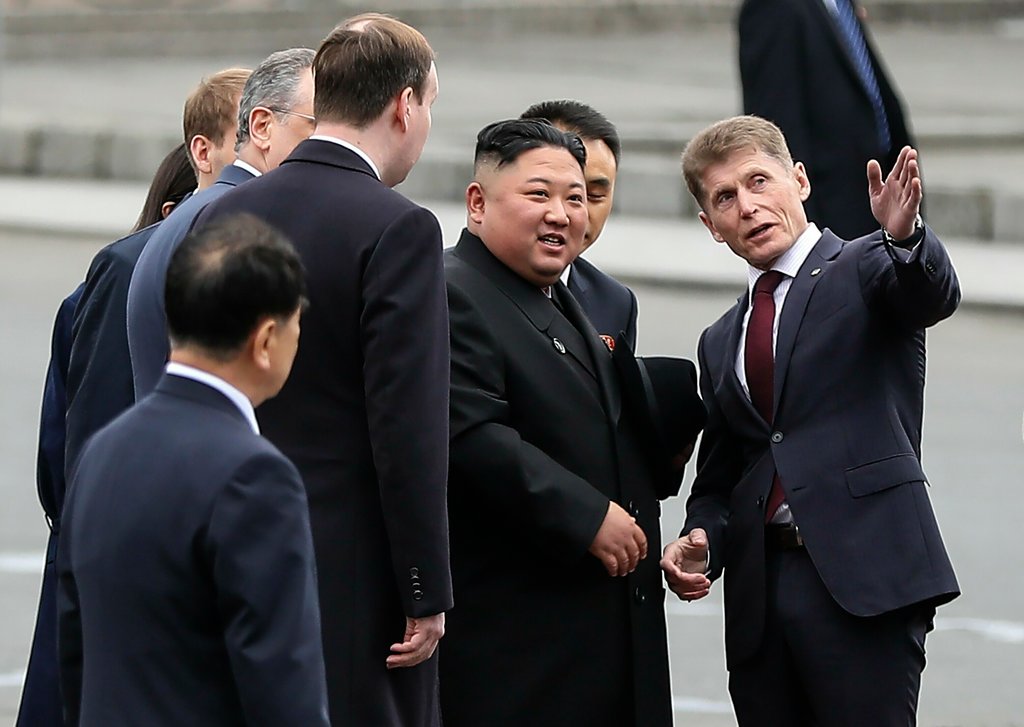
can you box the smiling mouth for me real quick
[538,234,565,248]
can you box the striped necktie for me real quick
[831,0,891,151]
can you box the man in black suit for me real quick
[57,214,328,727]
[661,115,960,725]
[128,47,315,398]
[196,14,450,727]
[441,119,682,727]
[739,0,915,239]
[521,100,638,349]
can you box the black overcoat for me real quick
[441,231,674,727]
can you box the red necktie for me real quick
[744,270,786,522]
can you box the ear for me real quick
[698,210,725,244]
[248,107,275,152]
[466,181,486,224]
[160,200,179,220]
[189,134,214,176]
[250,317,277,373]
[396,86,414,133]
[793,161,811,202]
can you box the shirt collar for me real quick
[165,362,260,434]
[746,222,821,293]
[232,159,262,178]
[308,135,382,180]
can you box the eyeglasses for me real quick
[268,108,316,124]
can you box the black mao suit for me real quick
[441,230,675,727]
[196,139,452,727]
[739,0,914,239]
[684,227,960,723]
[568,256,638,350]
[57,374,328,727]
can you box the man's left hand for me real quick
[867,145,922,240]
[386,613,445,669]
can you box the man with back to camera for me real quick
[65,68,251,482]
[440,118,707,727]
[18,140,197,727]
[520,100,638,349]
[661,115,960,726]
[196,14,451,727]
[57,213,329,727]
[127,47,316,399]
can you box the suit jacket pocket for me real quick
[845,453,925,497]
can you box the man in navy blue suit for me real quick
[17,137,199,727]
[521,100,638,349]
[65,70,250,485]
[127,47,316,399]
[58,214,328,727]
[661,116,960,726]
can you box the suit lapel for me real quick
[773,231,844,413]
[718,294,765,427]
[554,282,621,422]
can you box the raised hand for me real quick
[867,145,922,240]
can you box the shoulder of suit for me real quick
[574,256,632,293]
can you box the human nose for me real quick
[544,198,570,226]
[736,187,758,217]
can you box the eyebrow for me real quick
[587,177,612,189]
[524,176,585,190]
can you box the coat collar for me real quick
[282,138,381,181]
[154,373,252,428]
[451,230,621,420]
[214,162,256,188]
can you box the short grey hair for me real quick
[235,47,315,151]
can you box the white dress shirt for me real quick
[165,362,259,434]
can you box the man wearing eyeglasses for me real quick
[126,47,316,400]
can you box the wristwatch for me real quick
[882,213,924,248]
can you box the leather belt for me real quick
[765,523,804,551]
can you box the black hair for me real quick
[474,118,587,172]
[165,213,306,359]
[520,99,621,166]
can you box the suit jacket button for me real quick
[627,500,638,517]
[633,587,646,605]
[413,589,424,601]
[409,567,419,578]
[756,495,764,507]
[771,431,784,443]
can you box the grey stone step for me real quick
[3,121,1020,243]
[7,1,1024,60]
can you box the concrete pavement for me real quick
[1,174,1020,313]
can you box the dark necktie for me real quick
[744,270,786,522]
[832,0,891,151]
